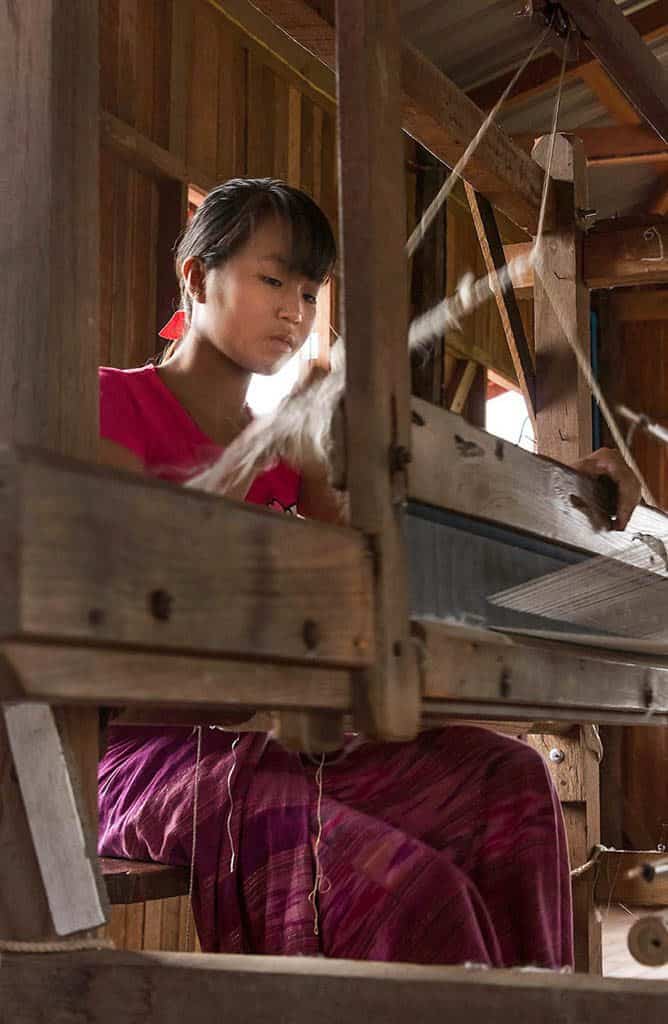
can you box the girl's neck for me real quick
[157,330,252,446]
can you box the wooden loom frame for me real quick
[3,0,668,1017]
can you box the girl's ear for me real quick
[183,257,206,303]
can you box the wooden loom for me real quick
[3,0,668,1019]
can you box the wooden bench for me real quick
[100,858,189,905]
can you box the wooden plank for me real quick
[0,448,373,666]
[248,0,550,233]
[465,184,537,429]
[533,135,592,464]
[3,949,668,1022]
[169,0,194,160]
[187,0,221,178]
[217,20,247,179]
[585,218,668,289]
[595,851,668,907]
[560,0,668,143]
[1,0,104,943]
[578,63,641,126]
[508,219,668,290]
[3,706,106,935]
[0,644,352,711]
[101,859,190,905]
[469,0,668,114]
[515,125,668,166]
[417,621,668,723]
[408,396,668,558]
[336,0,419,740]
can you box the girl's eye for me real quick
[262,275,282,288]
[304,292,318,306]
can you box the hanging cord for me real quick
[406,18,555,259]
[307,753,331,938]
[185,725,203,952]
[225,735,241,874]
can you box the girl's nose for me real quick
[279,296,304,324]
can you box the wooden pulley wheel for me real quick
[628,913,668,966]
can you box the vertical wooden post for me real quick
[532,134,601,973]
[335,0,420,740]
[533,134,592,462]
[0,1,104,938]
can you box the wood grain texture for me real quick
[408,396,668,558]
[336,0,419,740]
[1,0,103,944]
[418,621,668,722]
[3,705,106,935]
[0,644,352,711]
[3,949,668,1022]
[0,450,373,666]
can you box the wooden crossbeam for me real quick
[464,184,537,430]
[0,448,373,668]
[560,0,668,143]
[3,948,668,1021]
[419,621,668,725]
[408,396,668,558]
[515,125,668,166]
[248,0,551,233]
[504,216,668,289]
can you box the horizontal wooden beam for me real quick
[100,111,217,193]
[585,217,668,288]
[408,397,668,558]
[594,850,668,907]
[248,0,550,233]
[505,217,668,289]
[3,948,668,1021]
[0,644,352,710]
[560,0,668,143]
[0,447,373,667]
[469,0,668,114]
[515,125,668,166]
[419,621,668,724]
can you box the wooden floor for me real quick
[603,906,668,979]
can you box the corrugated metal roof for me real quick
[400,0,668,218]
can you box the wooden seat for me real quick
[101,857,189,905]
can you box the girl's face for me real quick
[189,216,322,375]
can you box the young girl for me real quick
[98,177,577,966]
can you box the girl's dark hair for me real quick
[175,177,336,325]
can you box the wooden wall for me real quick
[597,290,668,851]
[100,0,337,370]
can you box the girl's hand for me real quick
[573,447,641,531]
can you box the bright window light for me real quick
[486,390,535,452]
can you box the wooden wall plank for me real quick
[217,23,248,179]
[187,0,222,178]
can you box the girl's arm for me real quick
[298,460,348,524]
[99,438,145,473]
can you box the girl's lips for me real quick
[269,335,294,352]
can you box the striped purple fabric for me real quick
[99,725,573,965]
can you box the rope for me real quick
[0,937,114,954]
[405,18,555,259]
[570,843,610,879]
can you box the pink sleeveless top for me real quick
[99,365,301,513]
